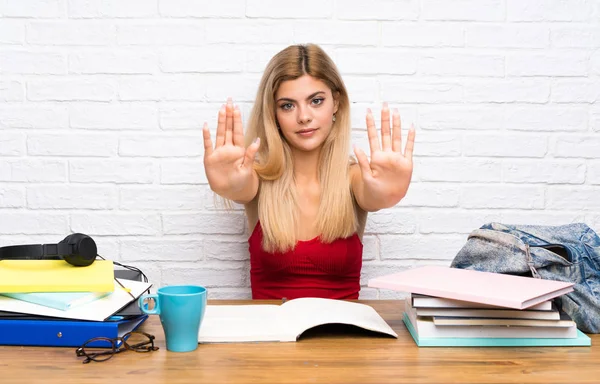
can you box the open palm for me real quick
[203,99,260,195]
[354,103,415,204]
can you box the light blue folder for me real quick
[1,291,111,311]
[403,313,592,347]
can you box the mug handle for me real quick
[138,294,160,315]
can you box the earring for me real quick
[332,114,336,122]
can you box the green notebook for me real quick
[403,313,592,347]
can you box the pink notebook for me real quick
[368,266,574,310]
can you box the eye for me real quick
[280,103,293,111]
[312,98,324,106]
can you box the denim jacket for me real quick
[450,222,600,334]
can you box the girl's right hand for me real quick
[203,98,260,200]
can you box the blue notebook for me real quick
[403,313,592,347]
[0,314,148,347]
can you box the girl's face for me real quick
[274,75,339,154]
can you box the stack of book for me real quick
[0,260,152,347]
[369,266,592,347]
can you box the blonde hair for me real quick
[245,44,356,253]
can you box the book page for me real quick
[198,305,282,343]
[278,298,398,341]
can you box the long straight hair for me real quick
[245,44,356,253]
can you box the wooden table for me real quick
[1,300,598,384]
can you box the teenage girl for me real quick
[203,44,415,300]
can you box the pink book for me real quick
[368,266,574,310]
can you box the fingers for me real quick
[224,97,234,145]
[215,104,227,147]
[232,104,244,147]
[404,125,416,160]
[392,108,402,153]
[353,145,372,179]
[366,108,380,154]
[380,102,392,151]
[243,137,260,168]
[202,123,213,158]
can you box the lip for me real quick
[296,128,318,136]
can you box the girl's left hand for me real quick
[354,102,416,206]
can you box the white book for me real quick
[413,307,560,320]
[198,298,398,343]
[432,316,575,328]
[405,301,577,339]
[411,294,553,311]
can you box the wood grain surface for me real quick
[1,300,597,384]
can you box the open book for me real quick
[197,298,398,343]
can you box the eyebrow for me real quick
[276,91,326,103]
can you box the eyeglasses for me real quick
[75,331,159,364]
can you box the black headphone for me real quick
[0,233,97,267]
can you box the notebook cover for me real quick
[403,314,591,347]
[0,314,148,347]
[368,266,574,310]
[0,260,114,293]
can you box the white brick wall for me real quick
[1,1,599,299]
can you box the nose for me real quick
[297,106,312,125]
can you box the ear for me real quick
[333,91,340,114]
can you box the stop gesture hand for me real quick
[203,98,260,200]
[353,102,415,209]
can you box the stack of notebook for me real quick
[0,260,152,347]
[369,266,592,347]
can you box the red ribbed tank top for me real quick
[249,221,363,300]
